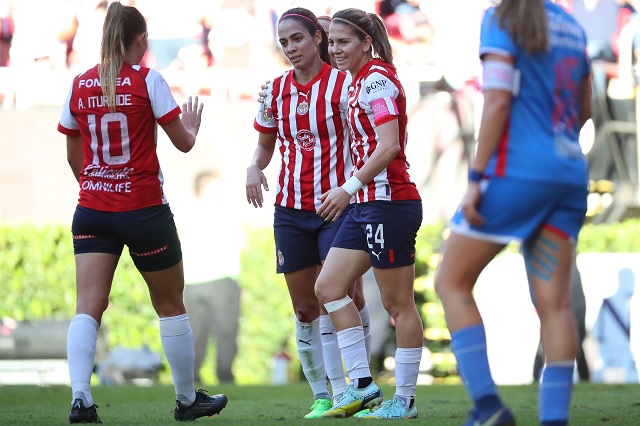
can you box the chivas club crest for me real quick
[296,100,309,115]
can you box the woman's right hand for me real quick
[246,164,269,208]
[460,182,485,227]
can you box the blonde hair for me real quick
[332,8,393,64]
[494,0,548,55]
[99,1,146,111]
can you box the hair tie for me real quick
[279,13,320,32]
[332,17,370,38]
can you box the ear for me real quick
[362,35,372,53]
[314,29,322,46]
[136,31,147,46]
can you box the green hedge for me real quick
[1,219,639,384]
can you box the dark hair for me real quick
[332,8,393,64]
[494,0,548,55]
[279,8,331,66]
[100,1,146,111]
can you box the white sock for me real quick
[67,314,99,406]
[359,303,372,362]
[295,317,330,399]
[319,314,347,398]
[395,347,422,398]
[160,314,196,405]
[337,326,370,382]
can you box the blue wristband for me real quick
[468,169,483,182]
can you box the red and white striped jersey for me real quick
[254,63,352,211]
[347,59,420,202]
[58,63,181,212]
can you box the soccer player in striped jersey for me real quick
[314,7,423,420]
[246,8,372,419]
[58,2,226,423]
[434,1,591,425]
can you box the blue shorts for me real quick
[332,200,422,269]
[72,204,182,272]
[273,205,349,273]
[449,177,588,244]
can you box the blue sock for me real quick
[451,324,500,411]
[539,363,573,424]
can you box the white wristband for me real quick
[341,176,363,196]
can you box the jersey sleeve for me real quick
[253,80,277,134]
[479,7,517,59]
[57,81,80,136]
[362,71,400,126]
[146,68,181,125]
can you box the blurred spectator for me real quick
[135,0,209,70]
[172,170,244,384]
[68,0,108,73]
[572,0,620,61]
[0,0,14,108]
[8,0,77,109]
[0,0,13,67]
[378,0,433,44]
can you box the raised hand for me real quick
[181,96,204,135]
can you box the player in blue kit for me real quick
[434,1,591,425]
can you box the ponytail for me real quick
[99,1,146,111]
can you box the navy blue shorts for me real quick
[273,205,349,273]
[332,200,422,269]
[72,204,182,272]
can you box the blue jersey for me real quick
[479,0,590,186]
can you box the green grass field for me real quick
[0,383,638,425]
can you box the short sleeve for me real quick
[146,68,181,125]
[254,80,277,134]
[479,7,517,60]
[57,81,80,136]
[362,71,400,126]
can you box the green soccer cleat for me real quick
[304,397,333,419]
[357,397,418,419]
[321,383,383,418]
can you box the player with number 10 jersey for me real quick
[58,62,179,211]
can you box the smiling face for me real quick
[328,21,372,76]
[277,17,321,71]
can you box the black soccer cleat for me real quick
[174,389,228,422]
[69,398,102,424]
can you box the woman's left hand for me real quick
[181,96,204,135]
[317,188,351,222]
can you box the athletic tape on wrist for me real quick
[341,176,363,196]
